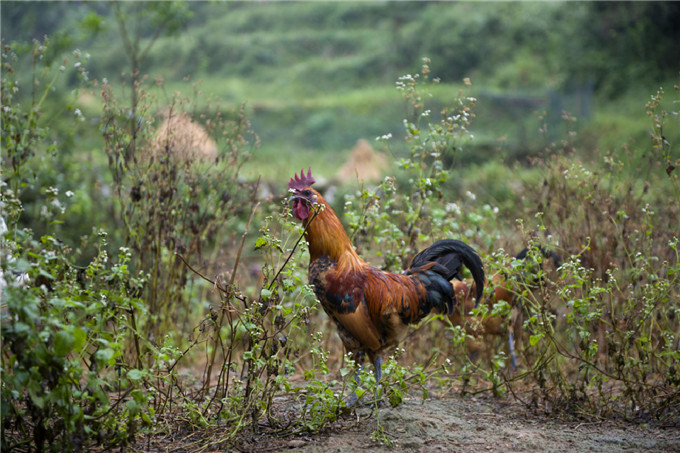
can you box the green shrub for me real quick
[504,80,680,419]
[1,38,151,450]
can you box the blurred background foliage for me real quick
[2,0,679,252]
[4,1,680,162]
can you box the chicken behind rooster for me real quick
[288,168,485,392]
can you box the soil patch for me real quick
[206,395,680,453]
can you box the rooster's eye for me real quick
[303,189,312,197]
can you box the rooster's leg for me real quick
[508,330,518,370]
[346,357,383,406]
[373,356,383,382]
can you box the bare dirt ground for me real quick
[220,394,680,453]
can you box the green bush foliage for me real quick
[1,40,152,451]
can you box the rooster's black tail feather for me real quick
[407,239,485,312]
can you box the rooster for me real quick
[288,167,485,391]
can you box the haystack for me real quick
[335,139,388,184]
[152,110,218,162]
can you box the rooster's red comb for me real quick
[288,167,316,191]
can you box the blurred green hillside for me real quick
[2,1,679,249]
[3,1,679,179]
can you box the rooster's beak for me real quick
[289,192,313,204]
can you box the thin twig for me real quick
[203,178,261,397]
[266,207,320,291]
[175,253,216,286]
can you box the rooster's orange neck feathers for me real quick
[302,188,365,271]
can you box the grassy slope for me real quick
[2,1,677,195]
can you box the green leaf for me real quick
[96,348,115,365]
[529,334,542,346]
[54,330,75,356]
[283,278,294,290]
[12,322,31,335]
[389,388,403,407]
[27,380,45,409]
[127,369,144,381]
[140,411,152,426]
[254,237,268,249]
[126,399,140,417]
[38,269,55,280]
[13,258,32,273]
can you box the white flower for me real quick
[51,199,65,214]
[445,203,461,215]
